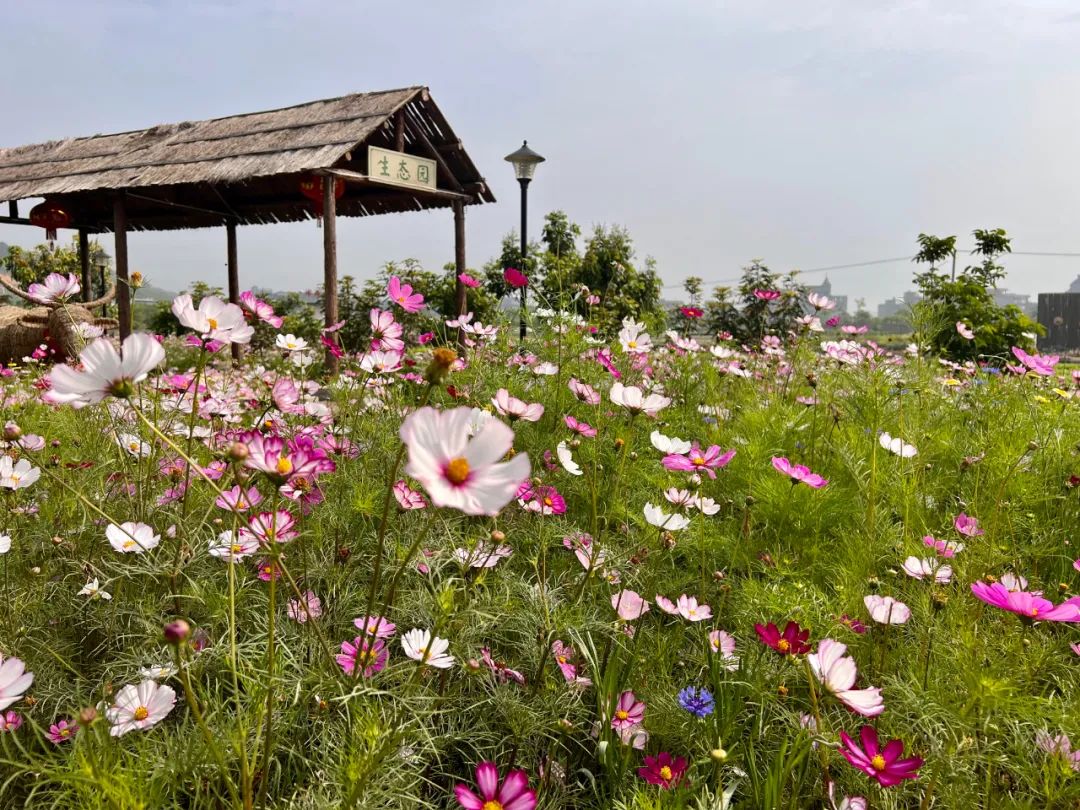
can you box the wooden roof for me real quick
[0,87,493,231]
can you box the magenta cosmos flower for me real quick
[454,761,536,810]
[336,637,388,677]
[753,289,781,301]
[971,581,1080,622]
[638,752,688,789]
[863,595,910,625]
[369,308,405,352]
[771,457,828,488]
[46,719,78,744]
[1011,346,1059,376]
[387,276,424,313]
[656,594,712,622]
[662,444,736,479]
[458,272,480,288]
[953,512,984,537]
[568,378,601,405]
[840,726,923,787]
[564,415,597,437]
[400,406,531,517]
[239,290,283,328]
[516,483,567,515]
[611,690,646,730]
[503,267,529,288]
[754,621,811,655]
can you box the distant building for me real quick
[1069,275,1080,293]
[991,288,1035,317]
[803,276,847,314]
[877,290,921,318]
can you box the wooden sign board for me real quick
[367,146,437,192]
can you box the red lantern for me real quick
[299,176,345,220]
[29,199,72,242]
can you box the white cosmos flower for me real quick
[879,432,917,458]
[401,628,455,669]
[863,595,911,625]
[556,441,582,476]
[610,383,670,416]
[138,664,177,680]
[0,533,10,554]
[808,638,884,717]
[78,578,112,600]
[171,294,253,345]
[208,530,259,562]
[643,503,690,531]
[902,556,953,584]
[45,334,165,408]
[650,430,691,455]
[453,542,512,568]
[400,406,530,516]
[275,333,308,352]
[116,432,151,457]
[0,457,41,490]
[0,653,34,711]
[533,362,558,376]
[27,273,81,304]
[106,522,161,554]
[107,679,176,736]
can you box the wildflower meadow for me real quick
[1,272,1079,809]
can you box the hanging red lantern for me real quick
[29,199,72,242]
[299,176,345,221]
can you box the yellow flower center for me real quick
[446,457,470,485]
[543,496,554,507]
[123,540,136,550]
[482,802,503,810]
[60,727,70,737]
[628,340,637,348]
[557,656,568,664]
[231,544,243,553]
[208,318,219,329]
[237,499,247,510]
[275,456,293,475]
[615,709,629,720]
[692,456,705,466]
[688,608,697,617]
[777,639,790,652]
[1029,607,1039,617]
[871,754,886,771]
[659,766,673,781]
[133,706,149,721]
[129,442,140,452]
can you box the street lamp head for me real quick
[504,140,545,181]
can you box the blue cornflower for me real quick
[677,686,714,718]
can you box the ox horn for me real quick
[0,274,42,305]
[84,283,116,309]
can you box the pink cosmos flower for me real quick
[863,595,911,625]
[708,630,738,669]
[825,316,841,327]
[481,648,526,685]
[239,291,284,328]
[612,590,650,620]
[336,637,388,677]
[753,289,781,301]
[611,690,645,730]
[240,510,298,545]
[516,483,567,515]
[401,406,530,516]
[286,590,322,623]
[662,444,736,479]
[676,594,712,621]
[393,480,428,510]
[172,294,253,344]
[1071,642,1080,657]
[655,594,678,615]
[1035,731,1080,772]
[771,456,828,488]
[454,761,536,810]
[387,276,424,313]
[595,348,622,379]
[838,615,868,634]
[503,267,529,288]
[46,719,78,744]
[369,308,405,352]
[637,752,688,788]
[418,331,434,344]
[354,615,397,639]
[551,640,592,686]
[840,726,923,787]
[28,273,81,304]
[808,639,884,717]
[954,512,984,537]
[1011,346,1059,376]
[971,581,1080,622]
[842,325,869,335]
[454,541,513,568]
[956,321,975,340]
[493,389,544,422]
[458,273,480,288]
[320,334,344,358]
[568,378,601,405]
[564,415,597,437]
[215,485,263,513]
[923,535,963,557]
[902,557,952,584]
[0,711,22,732]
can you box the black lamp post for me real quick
[504,141,545,343]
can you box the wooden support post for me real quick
[226,220,240,362]
[453,201,467,350]
[78,228,91,303]
[113,194,131,340]
[7,201,16,219]
[394,109,405,152]
[322,177,339,375]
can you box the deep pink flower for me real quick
[753,289,781,301]
[240,510,298,545]
[239,291,284,328]
[611,690,645,730]
[417,331,435,344]
[662,444,736,479]
[336,637,388,677]
[458,273,480,288]
[517,483,566,515]
[0,711,22,732]
[551,640,591,686]
[637,751,688,788]
[595,348,622,379]
[354,615,397,638]
[320,334,344,358]
[503,268,529,289]
[954,513,984,537]
[480,647,526,684]
[840,726,923,787]
[387,276,424,313]
[679,306,703,318]
[215,485,263,513]
[838,614,867,634]
[825,316,841,328]
[564,415,598,437]
[771,456,828,488]
[755,620,811,655]
[971,581,1080,622]
[923,534,963,557]
[1011,346,1059,376]
[454,761,536,810]
[46,719,78,744]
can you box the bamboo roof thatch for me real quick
[0,86,493,231]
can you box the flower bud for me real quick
[2,423,21,441]
[710,747,728,763]
[558,718,574,733]
[78,706,98,725]
[490,530,506,544]
[614,438,625,450]
[466,658,481,671]
[661,532,677,549]
[163,619,191,645]
[424,348,458,384]
[228,442,249,462]
[130,271,144,289]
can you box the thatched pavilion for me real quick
[0,86,494,369]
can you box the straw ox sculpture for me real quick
[0,276,116,365]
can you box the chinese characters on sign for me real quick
[367,146,437,191]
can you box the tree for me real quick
[1,235,109,292]
[911,228,1037,363]
[705,261,806,342]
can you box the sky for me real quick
[2,0,1080,310]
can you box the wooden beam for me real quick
[7,201,17,218]
[226,220,240,362]
[394,109,406,152]
[0,216,32,226]
[453,201,467,350]
[403,116,464,191]
[322,179,339,375]
[78,228,91,303]
[113,194,131,340]
[319,168,474,202]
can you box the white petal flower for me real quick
[556,441,582,476]
[879,432,917,458]
[107,680,176,736]
[650,430,691,454]
[401,628,454,669]
[106,522,161,554]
